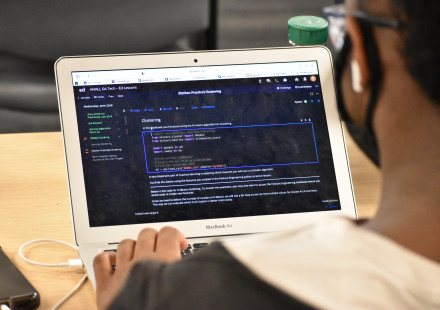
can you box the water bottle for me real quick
[288,16,328,46]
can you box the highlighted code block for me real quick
[142,123,318,173]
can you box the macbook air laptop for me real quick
[55,46,356,287]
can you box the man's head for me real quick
[340,0,440,114]
[330,0,440,166]
[338,1,440,260]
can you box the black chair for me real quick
[0,0,217,133]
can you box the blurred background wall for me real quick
[0,0,334,133]
[218,0,333,49]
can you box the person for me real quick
[93,0,440,309]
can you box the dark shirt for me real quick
[109,243,315,310]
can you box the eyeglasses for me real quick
[323,4,401,52]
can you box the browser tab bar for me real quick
[72,61,319,86]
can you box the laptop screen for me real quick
[72,61,341,227]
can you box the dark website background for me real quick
[74,71,341,227]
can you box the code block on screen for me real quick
[142,123,319,173]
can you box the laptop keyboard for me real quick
[181,242,210,258]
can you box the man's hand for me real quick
[93,227,188,310]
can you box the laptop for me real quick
[55,46,356,287]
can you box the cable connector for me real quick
[68,259,84,269]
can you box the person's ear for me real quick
[346,17,370,93]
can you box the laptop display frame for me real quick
[55,47,356,246]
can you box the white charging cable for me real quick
[51,274,88,310]
[18,239,88,310]
[19,239,83,268]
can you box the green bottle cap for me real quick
[288,15,328,45]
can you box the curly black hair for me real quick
[376,0,440,104]
[395,1,440,104]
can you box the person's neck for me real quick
[363,80,440,263]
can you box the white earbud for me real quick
[351,59,364,93]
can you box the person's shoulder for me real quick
[222,215,440,310]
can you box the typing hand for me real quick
[93,227,188,310]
